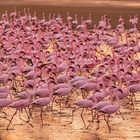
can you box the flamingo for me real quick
[85,13,92,26]
[72,14,78,26]
[67,12,72,22]
[76,17,86,31]
[0,86,10,99]
[6,93,33,130]
[10,9,17,19]
[0,97,13,122]
[119,15,124,24]
[98,90,124,133]
[67,98,95,127]
[53,86,72,112]
[31,81,53,126]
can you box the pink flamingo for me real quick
[85,13,92,26]
[53,86,72,112]
[76,17,86,31]
[72,14,78,26]
[119,15,124,24]
[0,98,13,121]
[67,12,72,22]
[6,93,33,130]
[98,91,123,133]
[31,82,53,126]
[68,98,95,127]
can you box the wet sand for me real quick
[0,94,140,140]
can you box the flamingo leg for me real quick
[0,109,10,121]
[125,97,131,105]
[18,109,25,120]
[0,109,7,117]
[67,107,80,125]
[132,92,136,102]
[51,96,56,110]
[24,108,30,120]
[59,97,62,113]
[65,95,71,108]
[86,111,97,129]
[126,95,135,109]
[118,110,125,120]
[75,89,79,95]
[91,109,94,118]
[6,110,18,130]
[85,91,89,98]
[19,114,34,127]
[44,106,54,114]
[130,93,135,110]
[18,109,21,118]
[0,115,10,122]
[29,107,34,118]
[28,107,33,119]
[80,108,86,127]
[96,113,100,130]
[104,114,111,133]
[18,108,33,127]
[13,80,18,91]
[40,107,44,126]
[81,90,86,99]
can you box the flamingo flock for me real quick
[0,9,140,133]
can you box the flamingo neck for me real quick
[89,14,91,20]
[75,15,78,21]
[6,84,12,99]
[110,89,120,106]
[48,82,53,99]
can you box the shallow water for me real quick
[0,93,140,140]
[0,1,140,28]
